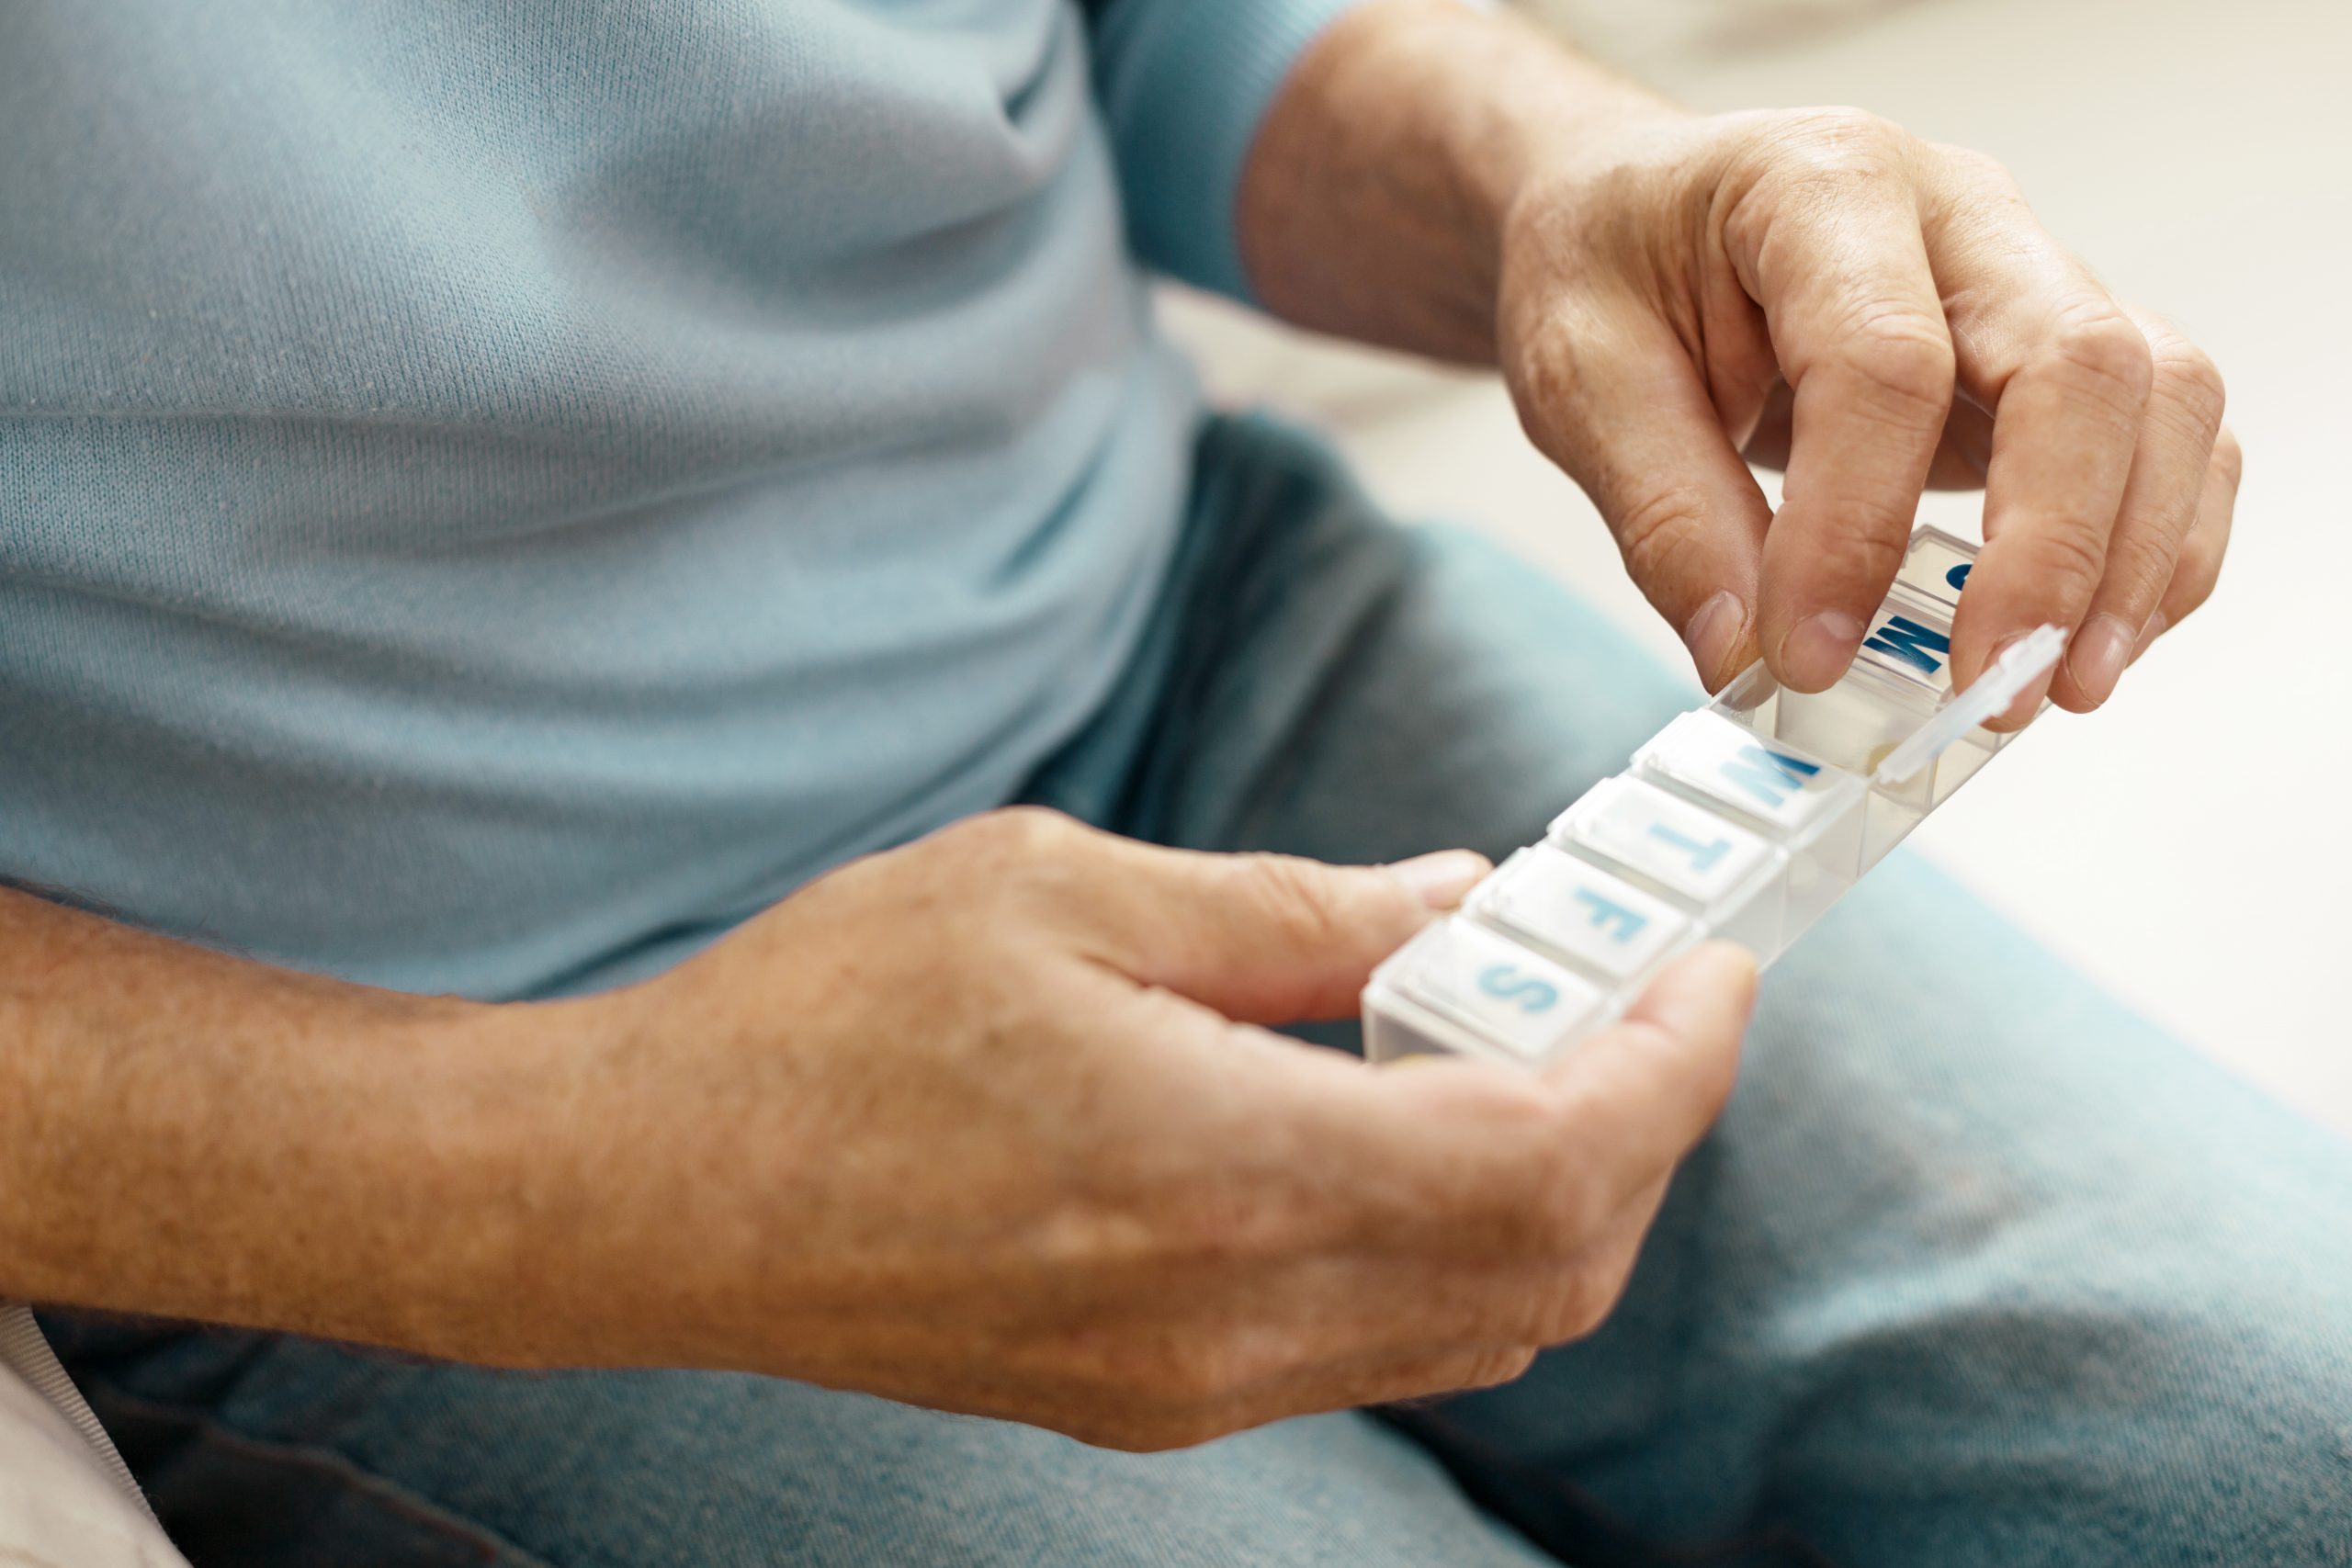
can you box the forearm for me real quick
[1237,0,1680,363]
[0,887,571,1358]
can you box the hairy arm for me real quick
[0,887,560,1356]
[1239,0,1671,365]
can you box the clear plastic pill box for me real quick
[1362,526,2063,1068]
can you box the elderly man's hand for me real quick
[1241,1,2237,727]
[515,809,1754,1450]
[1495,107,2238,721]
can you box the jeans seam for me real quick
[71,1375,568,1568]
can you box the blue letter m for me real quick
[1864,614,1951,674]
[1718,745,1820,809]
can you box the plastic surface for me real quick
[1363,526,2046,1068]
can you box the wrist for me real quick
[383,989,628,1366]
[1439,31,1694,258]
[1240,0,1690,362]
[424,976,798,1374]
[0,886,652,1367]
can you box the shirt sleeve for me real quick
[1079,0,1371,302]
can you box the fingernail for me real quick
[1776,609,1862,692]
[2065,614,2136,709]
[2128,610,2167,667]
[1986,629,2058,728]
[1385,850,1490,908]
[1681,591,1747,688]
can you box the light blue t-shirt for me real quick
[0,0,1357,997]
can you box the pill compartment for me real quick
[1720,584,1955,765]
[1468,843,1701,987]
[1879,526,2027,807]
[1632,709,1867,943]
[1362,525,2055,1071]
[1546,774,1789,957]
[1894,525,1978,610]
[1363,917,1610,1066]
[1702,581,2018,867]
[1717,660,1935,868]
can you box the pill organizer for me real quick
[1362,526,2064,1067]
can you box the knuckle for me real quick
[1612,484,1717,605]
[1932,141,2021,195]
[1232,852,1352,949]
[1734,108,1913,230]
[952,807,1104,909]
[956,804,1084,863]
[1777,106,1912,173]
[1505,308,1608,462]
[2102,536,2180,615]
[1544,1260,1636,1343]
[1798,502,1915,588]
[1509,362,1569,458]
[2169,532,2226,615]
[1835,313,1957,416]
[2041,301,2155,410]
[2211,425,2245,491]
[2020,524,2111,602]
[1455,1347,1540,1393]
[2149,336,2227,431]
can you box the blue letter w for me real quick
[1718,745,1820,809]
[1863,615,1951,674]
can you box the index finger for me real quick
[1728,122,1958,692]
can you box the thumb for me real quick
[1533,942,1757,1211]
[1071,840,1491,1025]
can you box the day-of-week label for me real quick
[1856,610,1954,694]
[1391,918,1604,1061]
[1552,774,1779,907]
[1637,712,1853,834]
[1477,846,1694,982]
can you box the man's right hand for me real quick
[503,808,1756,1450]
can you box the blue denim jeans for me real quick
[52,414,2352,1566]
